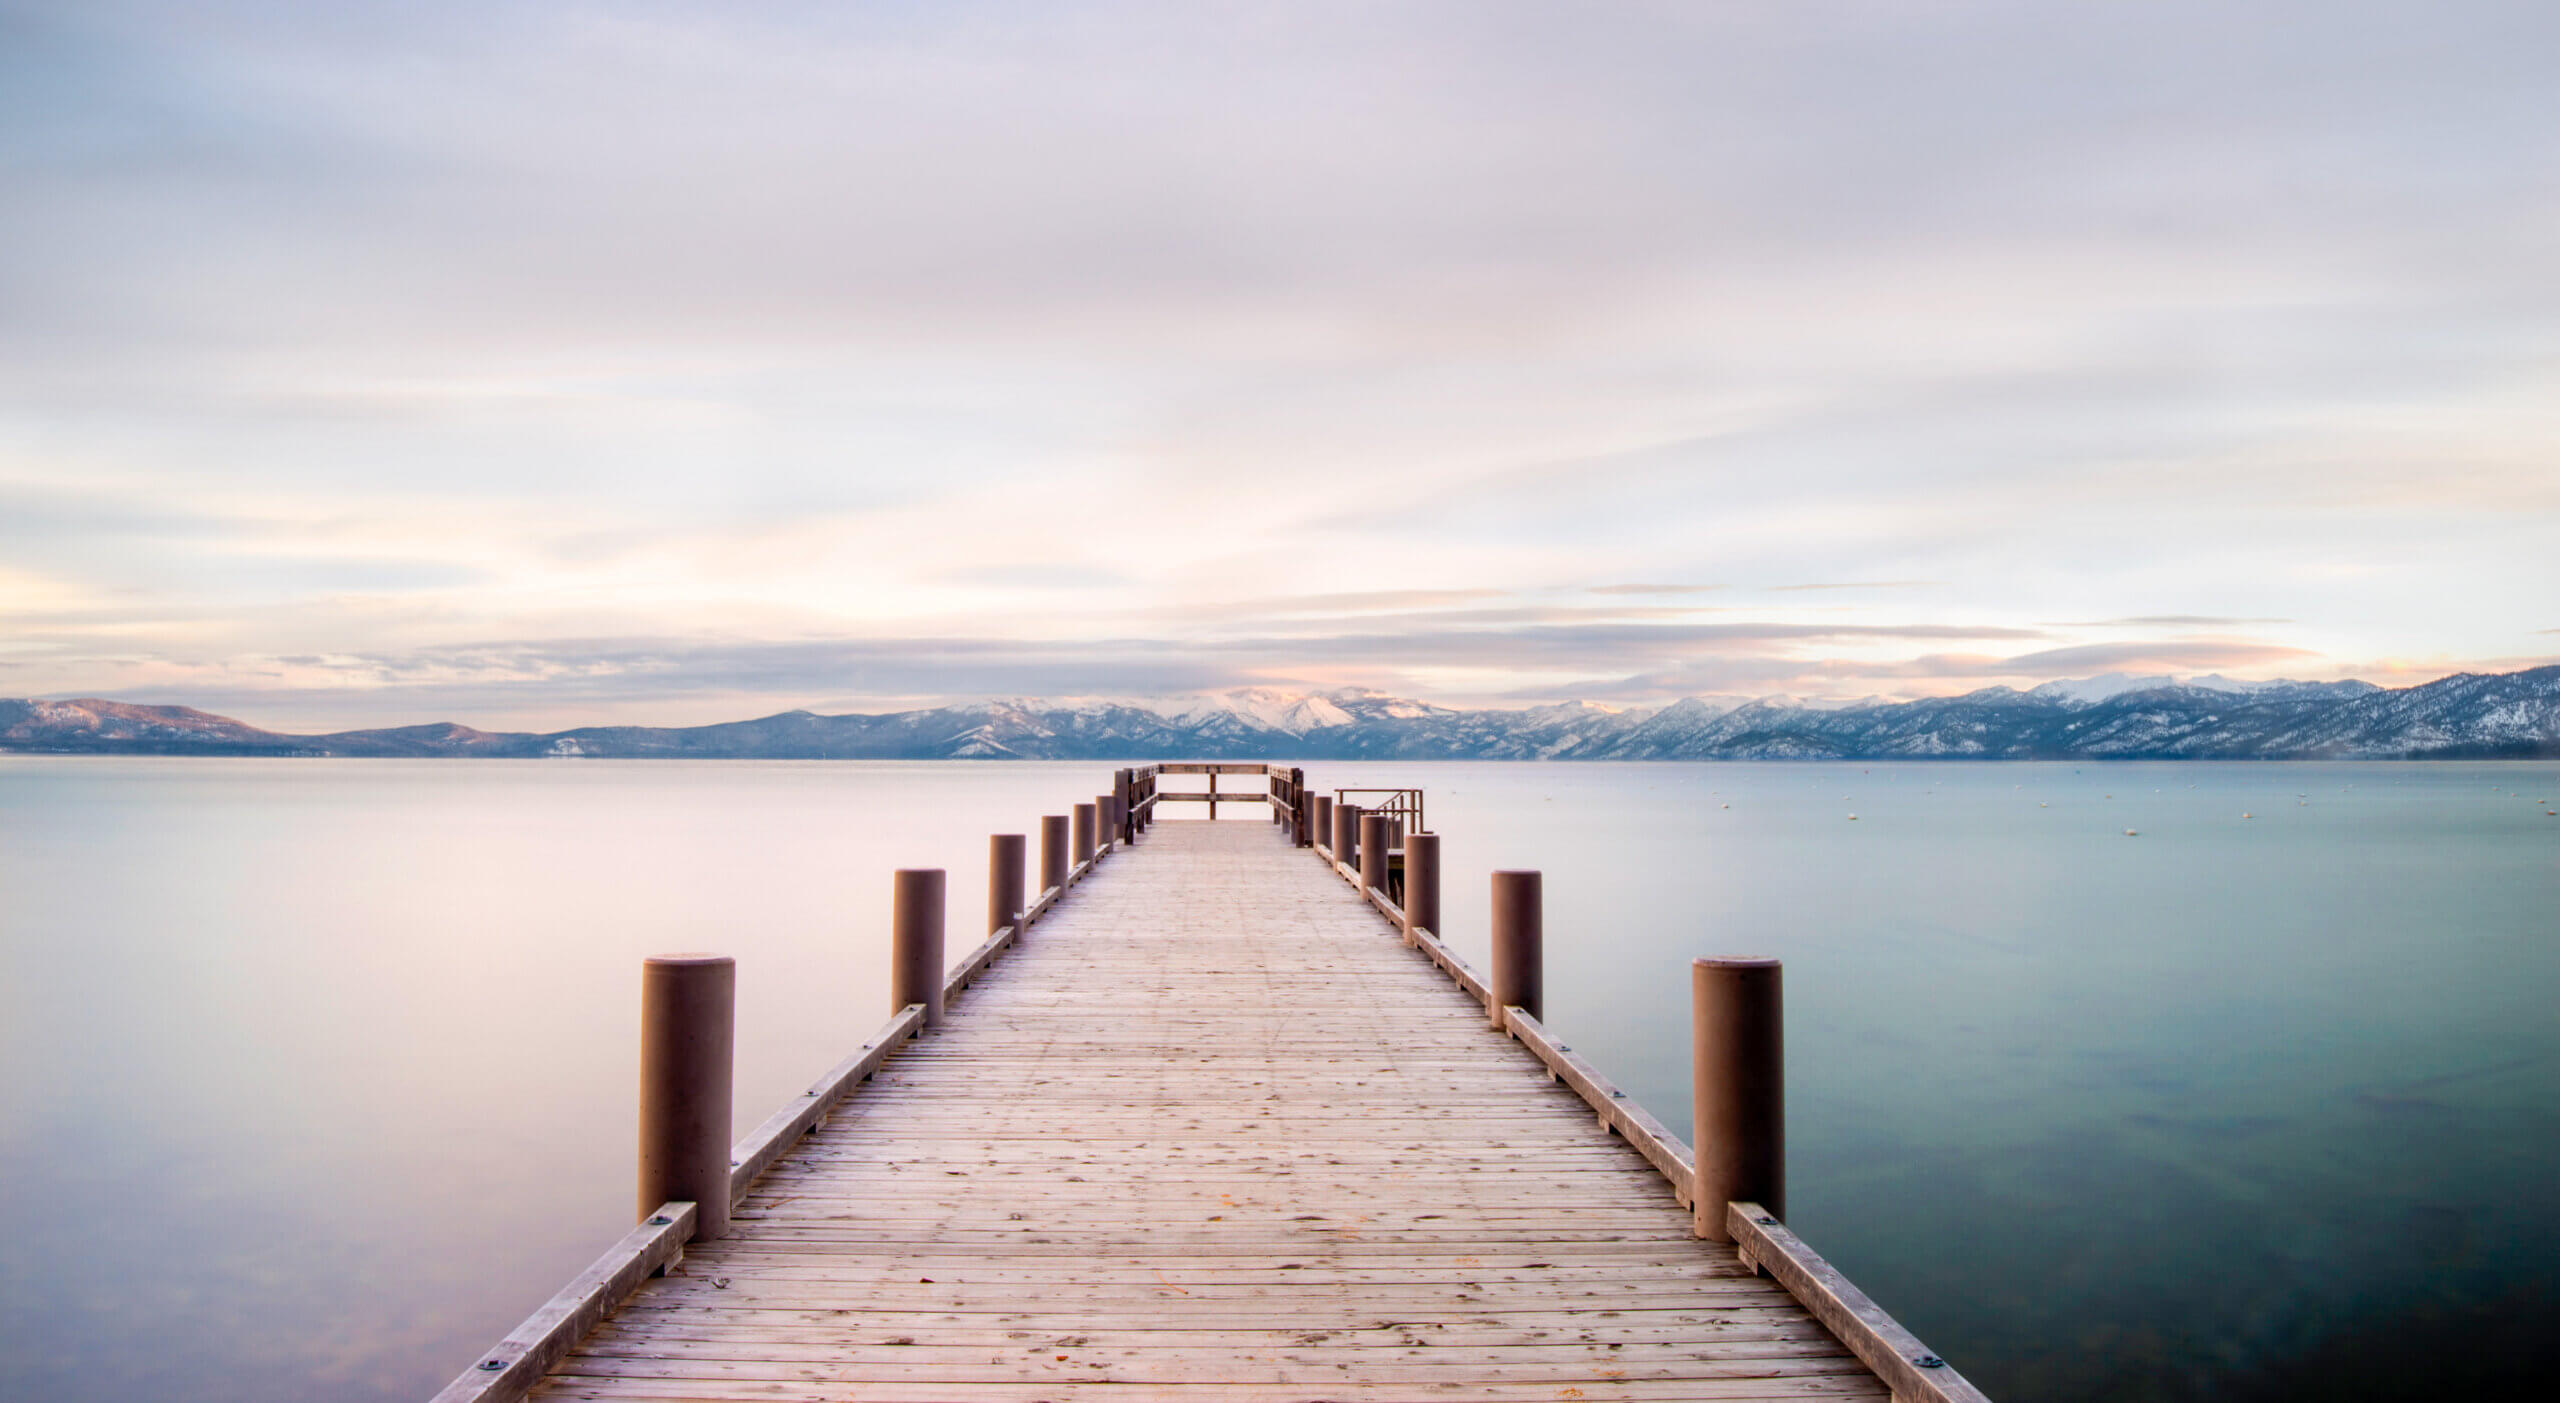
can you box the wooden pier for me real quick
[440,765,1986,1403]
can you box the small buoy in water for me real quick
[2124,828,2138,836]
[2039,802,2048,808]
[1847,814,1859,821]
[2242,812,2253,819]
[1721,803,1730,809]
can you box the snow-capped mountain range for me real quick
[5,666,2556,760]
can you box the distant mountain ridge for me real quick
[5,666,2557,760]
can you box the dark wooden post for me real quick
[1095,795,1116,852]
[1359,811,1391,897]
[1403,831,1440,942]
[1115,769,1135,843]
[1490,871,1543,1031]
[1072,803,1097,866]
[1335,803,1361,870]
[1207,768,1218,821]
[987,834,1025,935]
[891,869,947,1027]
[1310,794,1333,854]
[1692,957,1784,1239]
[1290,768,1309,846]
[1039,814,1068,894]
[638,953,734,1239]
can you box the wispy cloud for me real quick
[1991,641,2318,674]
[3,1,2554,725]
[2051,616,2297,628]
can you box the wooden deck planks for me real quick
[528,820,1887,1402]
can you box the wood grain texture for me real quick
[526,820,1892,1402]
[434,1202,696,1403]
[1727,1205,1991,1403]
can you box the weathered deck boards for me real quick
[529,820,1890,1401]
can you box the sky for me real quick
[3,0,2555,733]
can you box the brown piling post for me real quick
[1336,803,1361,870]
[1359,811,1391,898]
[1489,871,1543,1031]
[1403,831,1441,942]
[1290,768,1309,846]
[891,868,947,1027]
[1039,814,1069,895]
[638,953,735,1239]
[1310,794,1333,854]
[1115,769,1135,843]
[1073,803,1097,866]
[1207,768,1218,821]
[1095,795,1117,852]
[1691,957,1784,1239]
[987,834,1025,935]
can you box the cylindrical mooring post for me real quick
[1115,769,1134,843]
[1335,803,1361,869]
[1310,794,1333,853]
[1691,957,1784,1239]
[987,834,1026,935]
[1403,831,1441,941]
[1096,795,1117,852]
[1490,870,1543,1030]
[1039,814,1069,894]
[891,868,947,1027]
[638,953,735,1239]
[1359,811,1392,897]
[1290,769,1309,846]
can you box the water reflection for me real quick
[1,758,2552,1401]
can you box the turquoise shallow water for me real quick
[1,757,2553,1402]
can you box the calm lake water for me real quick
[1,757,2553,1402]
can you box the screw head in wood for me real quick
[1915,1355,1946,1368]
[479,1359,507,1371]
